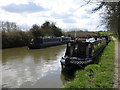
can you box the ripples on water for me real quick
[2,45,74,88]
[0,49,2,89]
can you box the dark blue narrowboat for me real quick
[28,37,71,49]
[60,36,110,68]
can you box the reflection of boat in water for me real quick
[60,64,84,85]
[28,37,71,49]
[60,66,76,85]
[60,35,110,68]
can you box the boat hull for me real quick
[28,37,71,49]
[28,41,67,49]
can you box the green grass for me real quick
[114,36,120,41]
[65,40,115,88]
[99,31,110,35]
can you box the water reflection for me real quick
[2,45,75,88]
[0,49,2,89]
[60,69,75,85]
[2,45,65,64]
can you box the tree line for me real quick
[1,21,63,49]
[93,1,120,39]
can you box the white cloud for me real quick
[0,0,29,6]
[0,0,104,31]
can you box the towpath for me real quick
[113,37,120,89]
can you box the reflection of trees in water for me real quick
[2,45,69,88]
[28,45,66,63]
[2,45,66,63]
[2,47,29,63]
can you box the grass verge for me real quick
[114,36,120,41]
[65,40,115,88]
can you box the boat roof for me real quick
[86,38,95,43]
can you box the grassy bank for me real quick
[114,36,120,41]
[65,39,115,88]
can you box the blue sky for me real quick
[0,0,105,31]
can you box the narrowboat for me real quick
[28,37,71,49]
[60,35,110,68]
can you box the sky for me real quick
[0,0,106,31]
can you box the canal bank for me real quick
[2,45,72,88]
[65,38,115,88]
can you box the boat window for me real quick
[71,42,88,58]
[34,38,43,44]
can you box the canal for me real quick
[2,45,73,88]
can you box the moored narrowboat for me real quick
[28,37,71,49]
[60,35,110,68]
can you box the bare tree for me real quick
[0,21,18,32]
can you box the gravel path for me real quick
[112,37,120,89]
[118,40,120,89]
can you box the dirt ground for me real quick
[118,41,120,89]
[112,37,120,89]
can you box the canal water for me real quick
[2,45,73,88]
